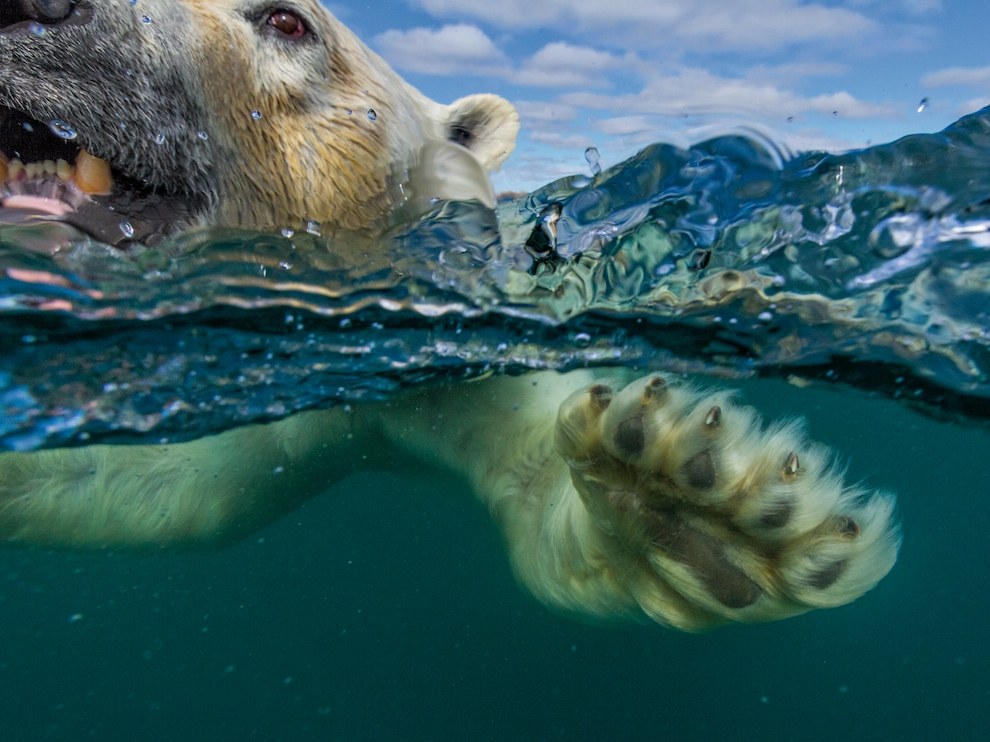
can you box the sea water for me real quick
[0,111,988,739]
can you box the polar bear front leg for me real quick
[549,375,900,630]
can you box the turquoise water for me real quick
[1,111,990,738]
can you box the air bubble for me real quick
[48,120,77,140]
[366,109,377,122]
[196,130,209,141]
[119,221,135,238]
[27,21,45,36]
[305,220,322,236]
[250,110,263,121]
[140,14,152,24]
[154,133,166,145]
[280,227,295,238]
[917,97,929,113]
[584,146,601,176]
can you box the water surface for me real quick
[1,110,989,740]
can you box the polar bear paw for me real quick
[555,375,899,630]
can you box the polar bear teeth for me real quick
[0,148,113,196]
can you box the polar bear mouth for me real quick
[0,105,193,246]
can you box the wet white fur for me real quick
[0,371,899,631]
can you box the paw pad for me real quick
[556,374,900,629]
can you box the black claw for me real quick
[835,515,861,539]
[589,384,612,411]
[641,376,668,403]
[704,405,721,429]
[782,451,799,480]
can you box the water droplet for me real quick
[196,130,209,141]
[140,14,152,24]
[345,108,353,116]
[48,120,77,140]
[119,221,135,238]
[305,219,322,236]
[584,146,601,176]
[129,0,138,5]
[154,132,166,145]
[250,109,263,121]
[832,110,838,116]
[27,21,45,36]
[917,97,929,113]
[21,121,34,133]
[366,109,377,122]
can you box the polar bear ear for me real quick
[444,94,520,171]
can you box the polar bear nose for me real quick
[0,0,74,29]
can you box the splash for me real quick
[3,109,990,450]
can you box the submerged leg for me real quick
[0,408,368,548]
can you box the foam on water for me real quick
[3,108,990,450]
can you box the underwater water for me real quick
[1,110,989,739]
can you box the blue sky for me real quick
[329,0,990,191]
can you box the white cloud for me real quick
[513,43,631,88]
[412,0,878,53]
[922,66,990,88]
[558,67,894,122]
[414,0,683,32]
[528,130,597,149]
[673,4,874,51]
[960,97,990,114]
[847,0,941,16]
[372,24,510,76]
[512,101,581,124]
[596,115,659,136]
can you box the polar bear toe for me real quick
[555,375,899,630]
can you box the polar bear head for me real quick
[0,0,519,243]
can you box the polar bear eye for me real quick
[266,8,309,39]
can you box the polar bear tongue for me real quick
[1,193,74,217]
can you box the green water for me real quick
[0,377,984,740]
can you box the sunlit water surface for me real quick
[1,110,989,740]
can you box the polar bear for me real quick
[0,0,898,631]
